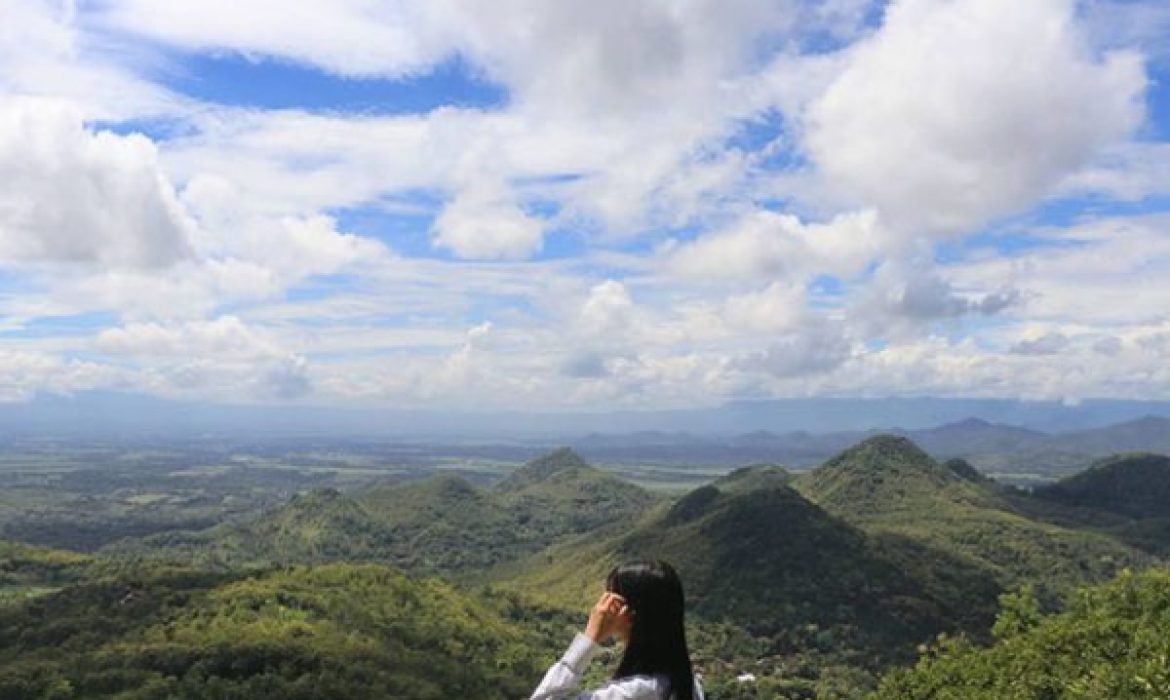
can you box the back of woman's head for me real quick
[606,560,695,700]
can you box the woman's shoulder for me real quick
[590,673,669,698]
[592,673,705,699]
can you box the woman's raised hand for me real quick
[584,591,629,643]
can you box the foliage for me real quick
[0,562,554,699]
[872,568,1170,699]
[0,539,91,606]
[105,449,659,578]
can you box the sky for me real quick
[0,0,1168,413]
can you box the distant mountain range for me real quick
[572,415,1170,476]
[3,391,1170,440]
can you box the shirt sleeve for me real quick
[529,634,663,700]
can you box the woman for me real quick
[530,560,704,700]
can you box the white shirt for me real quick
[530,633,705,700]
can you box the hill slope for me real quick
[793,436,1147,593]
[495,447,656,537]
[0,563,551,699]
[0,539,90,604]
[1032,453,1170,519]
[501,471,1002,671]
[106,449,657,576]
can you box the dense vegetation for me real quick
[105,448,658,576]
[1033,453,1170,519]
[872,568,1170,699]
[3,437,1169,698]
[0,540,90,605]
[0,561,563,699]
[793,437,1147,598]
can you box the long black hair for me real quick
[606,560,695,700]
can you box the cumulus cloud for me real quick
[0,97,196,267]
[735,321,853,378]
[96,316,276,358]
[432,182,544,259]
[1093,336,1123,356]
[97,316,314,400]
[721,281,807,333]
[579,280,635,336]
[666,208,888,281]
[804,0,1146,236]
[0,349,122,402]
[1010,332,1070,356]
[856,262,1022,335]
[259,354,312,400]
[946,214,1170,326]
[561,351,609,379]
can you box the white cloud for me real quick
[0,349,121,402]
[666,208,888,281]
[735,320,854,378]
[579,280,635,336]
[721,281,807,334]
[804,0,1146,236]
[96,315,276,358]
[0,0,177,120]
[851,260,1022,340]
[95,1,454,78]
[1058,142,1170,200]
[0,97,196,267]
[96,316,314,400]
[1009,331,1070,356]
[946,214,1170,326]
[107,0,810,242]
[432,181,544,259]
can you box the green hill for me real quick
[793,436,1148,595]
[1029,453,1170,557]
[105,449,657,576]
[1032,453,1170,519]
[495,447,656,538]
[500,471,1000,672]
[618,483,987,653]
[0,562,552,699]
[101,487,395,570]
[871,567,1170,700]
[496,446,594,490]
[0,539,90,604]
[795,436,1000,516]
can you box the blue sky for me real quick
[0,0,1168,411]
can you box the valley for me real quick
[1,422,1169,698]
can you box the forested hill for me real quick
[0,560,562,699]
[105,447,658,575]
[792,436,1148,595]
[1032,452,1170,519]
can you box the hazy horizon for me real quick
[2,391,1167,440]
